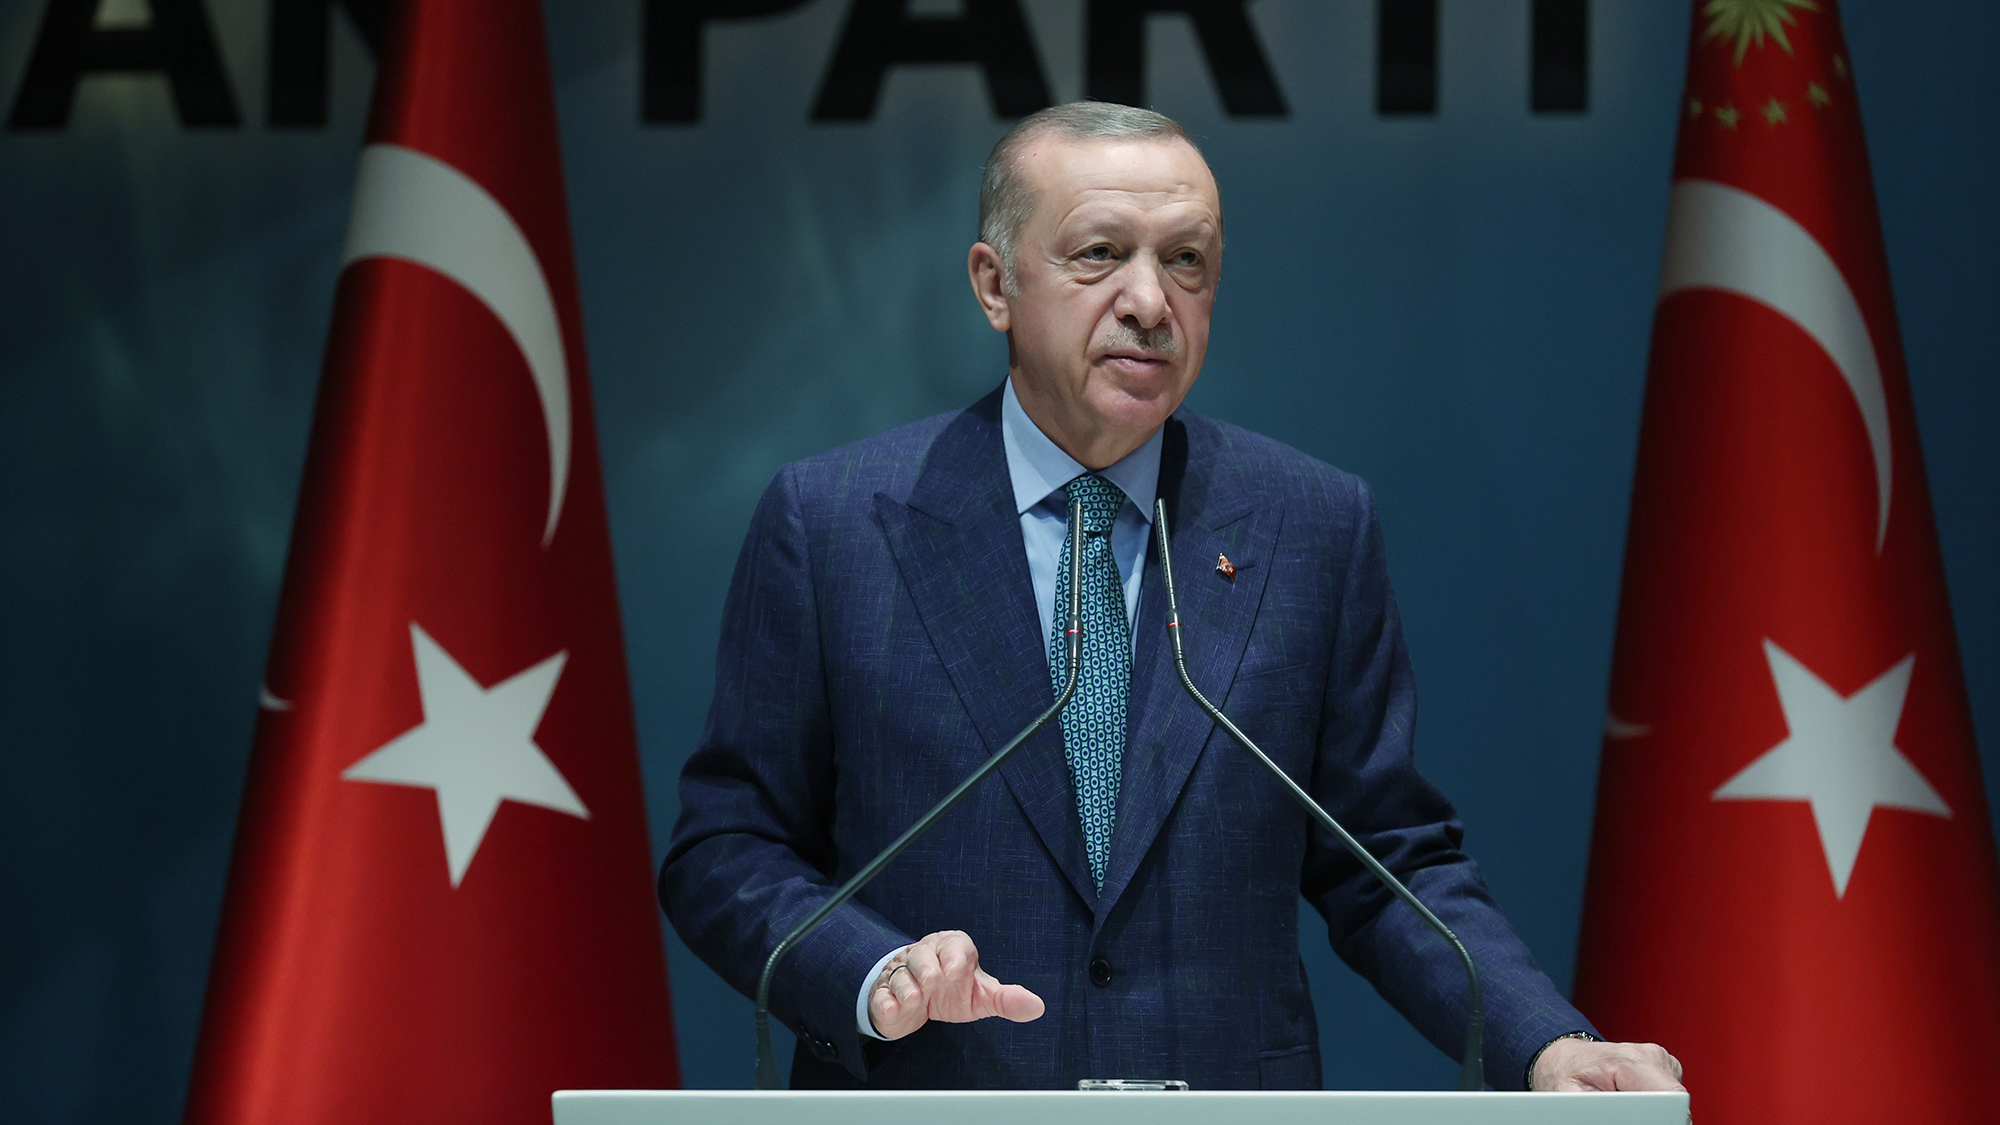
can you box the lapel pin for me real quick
[1215,554,1236,580]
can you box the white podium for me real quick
[552,1090,1688,1125]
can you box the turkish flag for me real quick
[1575,3,2000,1122]
[183,2,678,1122]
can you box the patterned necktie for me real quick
[1049,473,1132,892]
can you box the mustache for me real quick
[1096,323,1179,357]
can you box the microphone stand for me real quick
[1151,499,1487,1092]
[752,496,1086,1089]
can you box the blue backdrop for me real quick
[2,2,1994,1120]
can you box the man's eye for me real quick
[1084,245,1116,261]
[1173,250,1201,267]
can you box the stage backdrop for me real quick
[2,1,1994,1119]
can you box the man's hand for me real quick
[867,930,1046,1040]
[1531,1036,1686,1093]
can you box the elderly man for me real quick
[662,102,1681,1094]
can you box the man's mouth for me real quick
[1100,351,1173,376]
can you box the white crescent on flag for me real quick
[1658,178,1893,552]
[341,143,573,546]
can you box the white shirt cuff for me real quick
[855,945,910,1040]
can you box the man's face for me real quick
[971,135,1222,468]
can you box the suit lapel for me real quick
[1097,417,1282,914]
[874,396,1098,908]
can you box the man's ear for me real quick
[967,242,1011,332]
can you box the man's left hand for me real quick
[1531,1037,1685,1093]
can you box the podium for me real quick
[552,1090,1689,1125]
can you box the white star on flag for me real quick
[343,623,589,886]
[1714,638,1950,897]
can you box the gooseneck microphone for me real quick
[1151,498,1488,1092]
[752,496,1087,1089]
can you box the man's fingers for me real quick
[905,930,981,1020]
[970,967,1046,1023]
[904,941,944,990]
[935,930,979,980]
[932,931,981,1017]
[869,968,921,1040]
[1611,1044,1683,1092]
[1614,1045,1685,1092]
[888,930,1042,1028]
[1608,1063,1686,1092]
[1533,1039,1689,1094]
[868,985,900,1035]
[866,937,935,1041]
[991,982,1045,1022]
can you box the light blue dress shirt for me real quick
[1001,377,1161,654]
[855,378,1165,1037]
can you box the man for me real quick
[663,102,1682,1093]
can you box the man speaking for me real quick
[662,103,1681,1093]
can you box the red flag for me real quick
[1576,3,2000,1121]
[184,2,678,1120]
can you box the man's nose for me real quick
[1113,257,1170,329]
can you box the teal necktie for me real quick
[1049,474,1132,892]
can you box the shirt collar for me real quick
[1001,376,1162,521]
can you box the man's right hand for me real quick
[867,930,1046,1040]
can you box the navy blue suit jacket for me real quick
[661,388,1595,1089]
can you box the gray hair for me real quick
[977,102,1207,293]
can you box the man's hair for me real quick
[977,102,1205,293]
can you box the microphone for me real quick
[752,494,1087,1089]
[1151,498,1488,1092]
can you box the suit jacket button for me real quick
[1088,956,1114,987]
[802,1027,838,1062]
